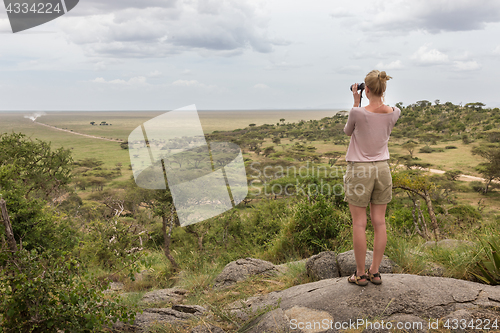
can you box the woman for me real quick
[343,70,401,286]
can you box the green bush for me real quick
[448,204,482,224]
[473,236,500,285]
[469,181,485,193]
[267,195,347,260]
[79,218,147,272]
[444,170,461,181]
[419,145,434,153]
[0,249,136,332]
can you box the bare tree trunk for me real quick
[162,207,179,271]
[416,200,429,239]
[423,189,440,241]
[484,178,492,194]
[407,193,428,240]
[1,199,18,253]
[396,185,440,241]
[185,226,205,251]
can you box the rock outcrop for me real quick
[230,274,500,332]
[213,258,280,289]
[336,250,397,277]
[305,250,397,281]
[140,287,188,305]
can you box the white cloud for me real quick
[171,79,219,91]
[330,7,354,18]
[91,76,147,85]
[335,65,363,74]
[352,0,500,35]
[265,61,306,71]
[149,70,162,78]
[58,0,284,58]
[253,83,269,89]
[172,80,203,87]
[411,45,449,65]
[453,60,481,71]
[375,60,403,70]
[493,45,500,55]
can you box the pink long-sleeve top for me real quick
[343,106,401,162]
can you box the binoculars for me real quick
[350,83,365,91]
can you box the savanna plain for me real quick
[0,102,499,332]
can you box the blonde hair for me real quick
[364,70,392,97]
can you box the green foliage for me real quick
[0,249,136,332]
[469,181,486,193]
[473,238,500,285]
[267,195,347,260]
[248,199,291,248]
[444,169,461,181]
[0,133,75,252]
[79,218,147,273]
[447,205,482,224]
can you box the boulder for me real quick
[114,307,199,332]
[337,250,396,277]
[140,288,188,305]
[306,251,339,280]
[213,258,279,289]
[230,274,500,332]
[172,304,206,316]
[242,308,291,333]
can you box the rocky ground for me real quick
[109,240,499,333]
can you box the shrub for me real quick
[448,204,482,224]
[445,145,457,149]
[419,145,434,153]
[79,218,147,272]
[469,181,485,193]
[267,195,347,260]
[444,170,461,181]
[473,237,500,285]
[0,249,136,332]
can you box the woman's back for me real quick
[343,106,401,162]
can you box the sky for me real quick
[1,0,500,111]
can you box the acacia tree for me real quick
[0,133,74,250]
[392,170,440,240]
[139,187,179,270]
[0,134,135,332]
[402,141,418,158]
[471,143,500,194]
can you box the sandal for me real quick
[366,269,382,285]
[347,271,368,286]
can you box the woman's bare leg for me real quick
[369,202,387,278]
[349,203,368,278]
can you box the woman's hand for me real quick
[352,83,361,107]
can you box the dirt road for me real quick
[34,121,123,143]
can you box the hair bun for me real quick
[379,71,392,82]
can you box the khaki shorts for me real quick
[343,160,393,207]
